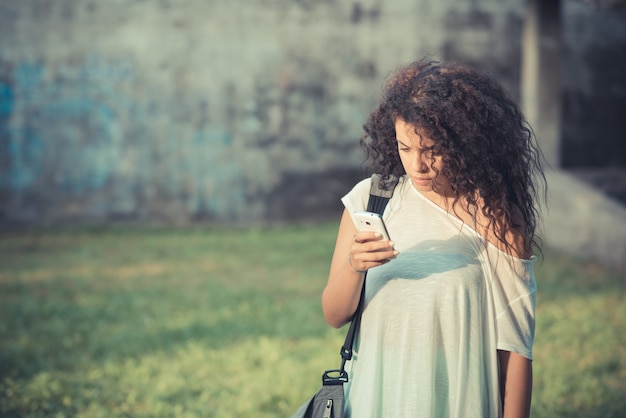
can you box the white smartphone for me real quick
[353,211,391,240]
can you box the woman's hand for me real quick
[322,209,398,328]
[348,231,397,273]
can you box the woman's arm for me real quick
[321,209,397,328]
[498,350,533,418]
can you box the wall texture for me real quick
[562,0,626,167]
[0,0,624,225]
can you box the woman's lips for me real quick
[413,177,431,185]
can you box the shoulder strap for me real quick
[337,174,399,375]
[366,174,398,214]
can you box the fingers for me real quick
[353,231,385,244]
[350,246,398,263]
[348,249,398,273]
[353,232,395,254]
[349,232,399,273]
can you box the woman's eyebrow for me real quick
[397,138,435,150]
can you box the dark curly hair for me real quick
[361,58,546,256]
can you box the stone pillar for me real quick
[521,0,562,168]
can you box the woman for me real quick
[321,59,546,418]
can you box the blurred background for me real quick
[1,2,626,417]
[1,0,625,227]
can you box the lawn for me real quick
[0,224,624,417]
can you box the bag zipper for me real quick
[323,399,332,418]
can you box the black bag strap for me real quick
[366,175,396,213]
[336,174,398,376]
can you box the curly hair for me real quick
[361,58,546,256]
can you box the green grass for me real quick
[0,224,624,417]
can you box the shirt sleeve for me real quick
[489,252,537,360]
[340,177,372,226]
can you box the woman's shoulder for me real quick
[342,176,377,213]
[473,201,532,260]
[344,177,374,202]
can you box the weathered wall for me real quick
[0,0,624,225]
[562,1,626,167]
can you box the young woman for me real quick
[322,59,546,418]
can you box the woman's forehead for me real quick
[395,119,435,145]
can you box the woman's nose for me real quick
[416,154,429,172]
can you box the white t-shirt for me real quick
[341,175,536,418]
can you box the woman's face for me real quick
[395,118,449,195]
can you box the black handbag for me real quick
[291,175,397,418]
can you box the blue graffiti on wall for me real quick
[1,59,126,196]
[188,128,245,219]
[0,62,48,194]
[13,61,43,96]
[1,56,246,221]
[0,80,16,190]
[1,127,45,191]
[0,81,13,116]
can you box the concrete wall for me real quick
[0,0,624,225]
[562,1,626,167]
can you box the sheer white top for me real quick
[341,176,536,418]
